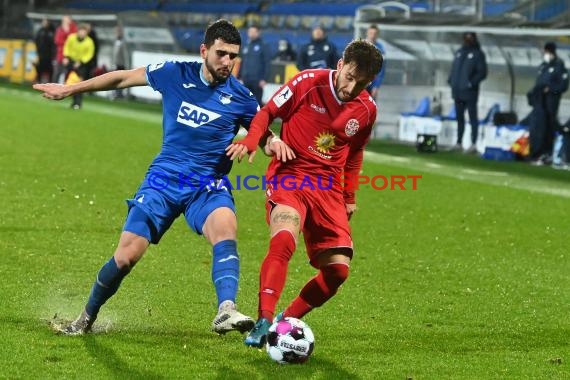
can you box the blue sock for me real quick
[85,257,131,318]
[212,240,239,307]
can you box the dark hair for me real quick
[204,19,241,48]
[343,40,383,79]
[368,24,379,31]
[544,41,557,54]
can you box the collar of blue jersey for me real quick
[199,64,211,86]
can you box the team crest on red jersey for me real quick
[345,119,359,137]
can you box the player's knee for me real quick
[115,238,147,268]
[267,229,296,262]
[203,208,237,245]
[207,228,237,245]
[322,262,350,289]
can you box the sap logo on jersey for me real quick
[177,102,221,128]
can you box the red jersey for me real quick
[54,22,77,63]
[264,69,377,202]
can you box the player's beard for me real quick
[335,86,355,102]
[333,72,354,102]
[205,59,232,84]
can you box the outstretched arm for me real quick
[225,107,296,163]
[225,106,273,162]
[32,67,148,100]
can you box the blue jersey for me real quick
[145,61,259,180]
[367,41,386,93]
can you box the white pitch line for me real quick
[0,87,162,125]
[364,150,570,198]
[4,87,569,198]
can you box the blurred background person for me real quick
[238,25,271,105]
[448,32,487,153]
[527,42,569,165]
[296,24,338,71]
[85,23,100,79]
[62,23,95,109]
[33,17,55,83]
[111,25,129,99]
[273,38,296,62]
[53,15,76,83]
[364,24,386,99]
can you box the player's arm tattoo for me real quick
[272,212,300,227]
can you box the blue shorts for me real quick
[123,170,235,244]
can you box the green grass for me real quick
[1,84,569,379]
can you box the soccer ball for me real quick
[266,317,315,364]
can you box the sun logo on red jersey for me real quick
[315,132,336,153]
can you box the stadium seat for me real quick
[284,15,301,29]
[269,15,285,29]
[300,15,317,30]
[441,105,457,120]
[316,15,335,30]
[401,96,430,117]
[334,16,353,31]
[480,103,500,125]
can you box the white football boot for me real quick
[212,301,254,335]
[56,310,95,336]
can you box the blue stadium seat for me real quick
[443,105,456,120]
[161,3,257,13]
[66,0,159,11]
[262,3,360,16]
[401,97,430,117]
[172,27,204,52]
[334,16,353,32]
[480,103,500,125]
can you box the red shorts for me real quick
[265,184,353,267]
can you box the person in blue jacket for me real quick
[365,25,386,99]
[527,42,569,165]
[448,32,487,153]
[296,24,339,71]
[239,25,272,105]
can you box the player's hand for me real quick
[226,142,257,163]
[32,83,70,100]
[346,203,357,220]
[264,136,296,162]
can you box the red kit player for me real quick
[226,40,383,347]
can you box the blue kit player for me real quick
[33,20,284,335]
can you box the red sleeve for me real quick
[237,71,311,152]
[343,142,366,204]
[239,106,274,151]
[343,107,376,204]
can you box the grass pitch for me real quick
[0,83,569,379]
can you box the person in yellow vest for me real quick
[63,24,94,109]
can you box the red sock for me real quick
[258,230,296,320]
[284,262,349,319]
